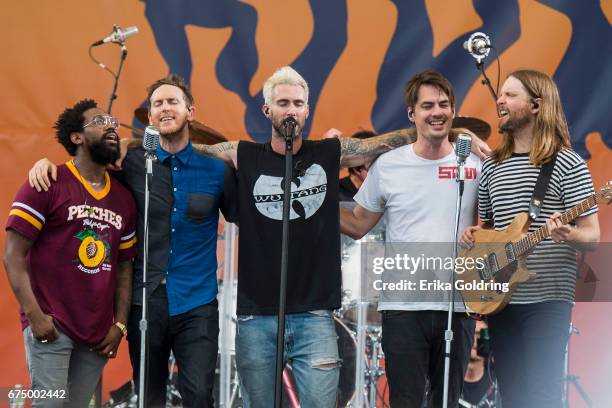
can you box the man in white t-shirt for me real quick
[341,70,480,407]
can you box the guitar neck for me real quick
[514,192,599,256]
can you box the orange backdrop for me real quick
[2,1,611,405]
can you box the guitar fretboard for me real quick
[514,192,600,256]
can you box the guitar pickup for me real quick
[487,253,499,277]
[505,243,517,263]
[478,253,497,280]
[478,262,490,280]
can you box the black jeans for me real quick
[381,310,475,408]
[488,301,572,408]
[127,284,219,408]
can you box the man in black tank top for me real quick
[231,66,369,408]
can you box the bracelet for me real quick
[114,321,128,337]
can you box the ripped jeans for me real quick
[236,310,340,408]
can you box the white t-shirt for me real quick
[355,144,481,311]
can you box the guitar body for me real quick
[459,213,536,315]
[458,182,610,315]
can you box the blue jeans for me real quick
[488,301,572,408]
[236,310,340,408]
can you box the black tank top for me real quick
[235,138,342,315]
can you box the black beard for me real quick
[88,136,119,165]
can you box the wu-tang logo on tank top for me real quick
[253,163,327,220]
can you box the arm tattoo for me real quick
[192,141,238,159]
[339,128,416,164]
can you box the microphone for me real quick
[455,133,472,184]
[455,133,472,164]
[463,32,491,63]
[92,25,139,46]
[143,125,160,157]
[281,117,298,141]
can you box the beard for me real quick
[89,133,120,165]
[499,106,531,133]
[158,116,190,140]
[271,114,305,139]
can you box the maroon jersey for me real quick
[6,161,137,345]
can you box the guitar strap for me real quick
[528,153,558,221]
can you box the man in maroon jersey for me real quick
[3,99,137,407]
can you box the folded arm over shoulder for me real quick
[193,140,239,169]
[338,127,490,168]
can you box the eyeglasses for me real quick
[83,115,120,129]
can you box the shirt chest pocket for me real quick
[186,193,216,224]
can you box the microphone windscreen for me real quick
[121,26,139,40]
[143,125,160,152]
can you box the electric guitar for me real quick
[459,182,611,315]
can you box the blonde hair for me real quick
[492,69,571,166]
[263,66,309,105]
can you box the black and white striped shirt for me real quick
[478,150,597,304]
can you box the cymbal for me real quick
[133,107,227,145]
[120,122,144,136]
[452,116,491,141]
[189,120,227,145]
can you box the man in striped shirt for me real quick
[3,99,137,407]
[460,70,600,408]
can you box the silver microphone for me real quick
[455,133,472,164]
[463,32,491,63]
[92,25,139,46]
[143,125,160,155]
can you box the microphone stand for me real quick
[442,157,466,408]
[107,43,128,114]
[274,125,294,408]
[138,150,154,408]
[476,61,499,104]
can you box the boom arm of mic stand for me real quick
[476,61,499,104]
[107,44,128,114]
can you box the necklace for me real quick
[72,159,105,189]
[71,159,106,215]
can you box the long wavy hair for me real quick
[492,69,571,165]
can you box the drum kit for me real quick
[333,209,388,408]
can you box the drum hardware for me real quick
[365,327,386,408]
[562,323,592,408]
[339,227,388,407]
